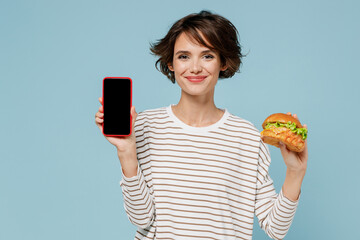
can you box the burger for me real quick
[260,113,308,152]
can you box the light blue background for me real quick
[1,0,359,239]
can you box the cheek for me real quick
[172,60,221,75]
[208,62,222,72]
[173,61,187,72]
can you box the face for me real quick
[168,31,227,96]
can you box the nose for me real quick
[190,58,202,73]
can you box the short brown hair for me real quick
[149,10,244,84]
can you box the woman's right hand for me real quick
[95,97,138,153]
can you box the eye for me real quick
[204,54,214,59]
[178,55,188,59]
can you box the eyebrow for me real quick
[175,50,216,55]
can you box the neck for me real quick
[172,91,224,127]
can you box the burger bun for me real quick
[261,113,306,153]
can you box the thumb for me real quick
[131,106,137,125]
[279,141,289,158]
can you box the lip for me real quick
[185,76,207,82]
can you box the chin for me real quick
[184,86,214,96]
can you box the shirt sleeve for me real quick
[255,140,300,240]
[119,158,156,229]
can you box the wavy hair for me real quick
[149,10,244,84]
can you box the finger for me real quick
[303,124,307,129]
[279,141,290,156]
[299,138,308,163]
[131,106,137,122]
[99,97,103,105]
[99,106,103,113]
[130,106,137,135]
[95,112,104,118]
[95,117,103,122]
[293,113,298,120]
[95,117,104,123]
[286,112,291,115]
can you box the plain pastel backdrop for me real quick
[1,0,359,239]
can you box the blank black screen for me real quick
[103,78,131,135]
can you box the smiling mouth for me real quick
[185,76,207,82]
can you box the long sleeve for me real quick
[119,157,156,229]
[255,140,300,240]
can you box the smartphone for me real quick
[102,77,132,137]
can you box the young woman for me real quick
[95,10,308,240]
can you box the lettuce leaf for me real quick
[265,121,308,140]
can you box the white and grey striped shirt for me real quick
[119,104,300,240]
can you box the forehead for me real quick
[174,31,214,51]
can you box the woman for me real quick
[95,10,308,240]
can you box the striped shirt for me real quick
[119,104,300,240]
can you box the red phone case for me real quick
[102,77,132,137]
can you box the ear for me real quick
[168,63,174,71]
[220,61,228,71]
[220,65,228,71]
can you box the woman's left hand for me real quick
[279,112,308,174]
